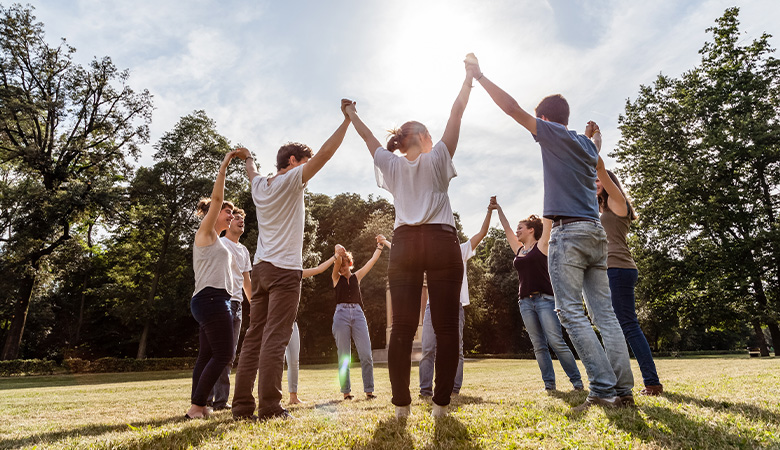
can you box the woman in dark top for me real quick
[331,236,389,400]
[596,153,662,396]
[493,198,583,391]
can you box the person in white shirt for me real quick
[419,199,494,398]
[231,100,352,421]
[343,61,473,418]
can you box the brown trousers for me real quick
[232,261,302,417]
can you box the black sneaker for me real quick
[213,404,231,411]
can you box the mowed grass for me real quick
[1,356,778,449]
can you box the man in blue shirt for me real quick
[465,54,634,411]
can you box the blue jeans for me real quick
[332,303,374,393]
[518,293,583,390]
[207,300,242,408]
[284,322,300,393]
[548,221,633,398]
[608,268,660,386]
[190,287,234,406]
[419,302,464,396]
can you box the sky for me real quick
[28,0,780,234]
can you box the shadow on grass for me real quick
[354,416,414,450]
[605,404,773,449]
[548,389,589,408]
[663,391,780,425]
[0,415,191,449]
[0,371,191,391]
[423,415,483,450]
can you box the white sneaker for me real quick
[431,403,448,417]
[395,405,410,418]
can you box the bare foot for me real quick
[185,404,207,419]
[289,393,303,405]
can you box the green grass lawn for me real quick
[1,356,778,449]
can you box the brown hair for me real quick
[232,208,246,219]
[598,170,637,221]
[276,142,313,170]
[535,94,570,126]
[343,251,354,269]
[387,121,428,154]
[519,215,543,240]
[195,198,235,218]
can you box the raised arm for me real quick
[585,121,602,152]
[596,156,628,217]
[440,67,474,157]
[302,100,352,183]
[332,244,346,287]
[538,218,552,256]
[344,100,382,157]
[355,236,386,282]
[494,198,521,254]
[235,147,260,182]
[469,197,495,250]
[465,54,537,135]
[303,255,336,278]
[194,151,236,247]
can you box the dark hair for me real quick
[387,121,428,154]
[232,208,245,219]
[535,94,570,126]
[519,214,543,240]
[195,198,235,217]
[598,170,637,221]
[276,142,313,170]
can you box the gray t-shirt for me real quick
[373,140,457,228]
[252,165,307,270]
[533,118,600,220]
[220,236,253,302]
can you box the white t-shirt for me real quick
[459,241,475,306]
[374,140,457,228]
[220,236,252,302]
[251,165,307,270]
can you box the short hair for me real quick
[519,215,543,240]
[232,208,245,219]
[195,199,235,218]
[535,94,570,126]
[386,121,428,154]
[276,142,313,170]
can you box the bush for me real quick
[69,357,195,373]
[0,359,56,376]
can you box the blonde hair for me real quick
[386,121,428,154]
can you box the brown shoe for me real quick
[640,385,663,396]
[619,395,636,407]
[571,396,620,412]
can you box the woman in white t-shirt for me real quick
[343,62,473,418]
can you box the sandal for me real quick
[366,393,377,400]
[343,394,354,400]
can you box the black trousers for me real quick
[387,224,463,407]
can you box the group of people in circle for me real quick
[185,53,662,421]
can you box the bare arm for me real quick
[242,272,252,301]
[356,246,383,283]
[344,100,382,157]
[596,156,628,217]
[466,54,537,135]
[194,151,235,247]
[538,218,552,256]
[303,255,335,278]
[585,121,602,152]
[332,244,346,287]
[440,71,474,157]
[469,198,495,250]
[236,147,260,182]
[301,101,352,183]
[495,200,521,254]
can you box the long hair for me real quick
[598,170,637,221]
[386,121,428,154]
[195,198,235,218]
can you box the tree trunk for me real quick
[136,318,151,360]
[1,272,36,360]
[768,322,780,357]
[135,224,172,360]
[751,320,770,357]
[74,222,95,347]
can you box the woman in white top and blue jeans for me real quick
[344,61,473,417]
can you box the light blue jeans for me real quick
[419,302,464,396]
[284,321,300,393]
[332,303,374,393]
[548,221,634,398]
[519,293,583,390]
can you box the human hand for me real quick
[335,244,346,256]
[464,53,481,78]
[220,150,238,167]
[488,195,498,210]
[235,147,252,161]
[585,121,600,138]
[342,98,356,120]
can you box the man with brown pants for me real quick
[232,100,352,420]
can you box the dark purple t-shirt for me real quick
[512,244,554,298]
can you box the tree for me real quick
[615,7,780,355]
[0,4,152,359]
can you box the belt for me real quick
[520,292,552,300]
[395,223,457,234]
[551,217,598,228]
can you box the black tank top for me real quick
[512,244,554,298]
[335,274,364,308]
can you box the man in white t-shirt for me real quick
[232,101,352,421]
[207,208,252,411]
[419,200,494,397]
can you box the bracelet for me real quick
[476,73,484,81]
[245,156,254,161]
[376,246,383,250]
[592,130,601,135]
